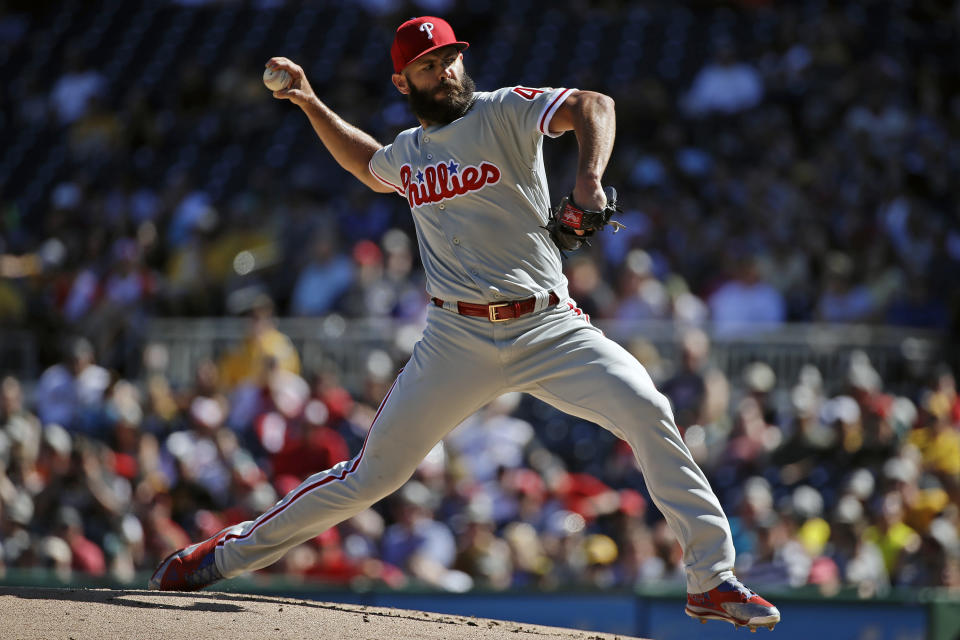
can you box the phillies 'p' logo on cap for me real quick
[391,16,469,73]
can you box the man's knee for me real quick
[348,457,415,503]
[613,385,678,432]
[648,390,676,423]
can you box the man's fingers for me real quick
[265,57,303,80]
[266,56,293,69]
[273,89,306,103]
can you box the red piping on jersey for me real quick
[368,160,405,196]
[539,88,573,135]
[218,372,401,547]
[567,301,590,323]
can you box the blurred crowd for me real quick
[0,0,959,595]
[0,0,959,375]
[0,320,958,594]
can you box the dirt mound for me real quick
[0,587,647,640]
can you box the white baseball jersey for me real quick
[368,86,573,303]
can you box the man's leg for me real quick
[508,309,778,629]
[519,326,735,592]
[151,309,504,589]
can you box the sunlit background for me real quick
[0,1,958,638]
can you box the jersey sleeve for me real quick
[368,143,406,197]
[492,86,577,139]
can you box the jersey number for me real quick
[512,87,545,100]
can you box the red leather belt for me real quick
[431,292,560,322]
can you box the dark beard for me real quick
[406,71,476,126]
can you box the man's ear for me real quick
[392,73,410,95]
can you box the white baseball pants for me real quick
[214,298,735,592]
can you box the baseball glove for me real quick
[544,186,625,254]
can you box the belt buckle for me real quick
[487,302,510,322]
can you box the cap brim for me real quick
[402,41,469,72]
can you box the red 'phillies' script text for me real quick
[401,160,501,209]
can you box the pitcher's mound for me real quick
[0,587,650,639]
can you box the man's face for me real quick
[399,46,475,125]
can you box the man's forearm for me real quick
[564,92,615,210]
[300,96,383,180]
[266,56,391,191]
[573,93,616,188]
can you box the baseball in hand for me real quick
[263,67,291,92]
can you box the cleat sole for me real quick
[685,606,781,630]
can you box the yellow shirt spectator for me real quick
[218,295,300,389]
[863,522,920,574]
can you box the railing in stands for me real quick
[139,317,952,395]
[1,319,950,396]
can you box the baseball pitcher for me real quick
[150,16,780,632]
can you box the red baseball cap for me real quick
[391,16,469,73]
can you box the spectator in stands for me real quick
[815,252,877,323]
[335,233,427,320]
[896,532,952,587]
[258,377,350,488]
[500,521,549,588]
[741,361,780,427]
[61,222,108,324]
[827,512,889,596]
[164,204,220,316]
[32,337,110,433]
[736,513,810,588]
[219,294,300,389]
[722,396,778,480]
[164,395,235,514]
[445,393,534,486]
[863,491,921,582]
[381,481,471,592]
[142,492,191,565]
[104,379,151,482]
[49,47,105,126]
[708,254,786,337]
[661,328,728,431]
[68,95,123,162]
[454,495,513,590]
[84,237,159,373]
[683,40,763,117]
[612,249,671,323]
[289,233,354,316]
[380,229,429,321]
[886,274,950,329]
[771,380,835,487]
[1,376,43,474]
[564,255,617,319]
[165,173,217,251]
[930,365,960,424]
[55,505,106,577]
[907,389,960,495]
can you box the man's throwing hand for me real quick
[265,57,316,107]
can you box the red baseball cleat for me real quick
[148,528,228,591]
[686,577,780,631]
